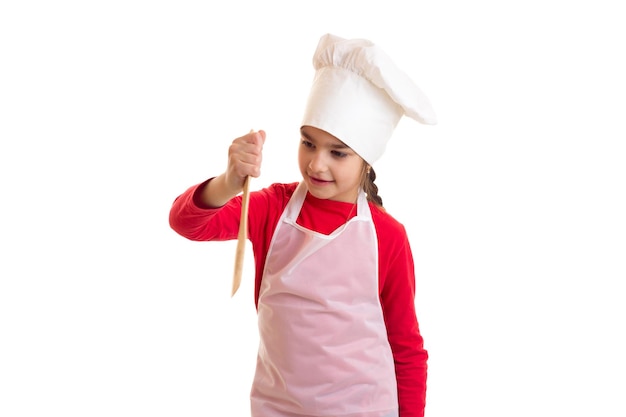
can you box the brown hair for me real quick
[361,163,383,208]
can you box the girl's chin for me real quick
[304,181,333,198]
[306,183,356,203]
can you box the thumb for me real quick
[253,129,266,146]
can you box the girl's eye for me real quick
[301,140,314,148]
[331,150,348,158]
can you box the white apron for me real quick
[250,182,398,417]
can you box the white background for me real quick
[1,1,624,416]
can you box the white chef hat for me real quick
[301,33,437,165]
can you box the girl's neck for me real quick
[297,192,358,235]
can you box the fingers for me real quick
[228,130,266,181]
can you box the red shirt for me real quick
[169,180,428,417]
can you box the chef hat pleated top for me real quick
[301,33,437,165]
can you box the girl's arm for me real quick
[376,217,428,417]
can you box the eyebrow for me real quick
[301,129,350,149]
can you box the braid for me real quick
[362,165,383,208]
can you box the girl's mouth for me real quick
[309,176,333,185]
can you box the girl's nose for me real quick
[308,152,327,173]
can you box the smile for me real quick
[309,175,333,185]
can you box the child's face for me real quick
[298,126,365,203]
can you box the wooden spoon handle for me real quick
[231,131,254,297]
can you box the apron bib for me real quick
[250,183,398,417]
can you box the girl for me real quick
[169,33,436,417]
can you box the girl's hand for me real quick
[197,130,266,208]
[225,130,266,192]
